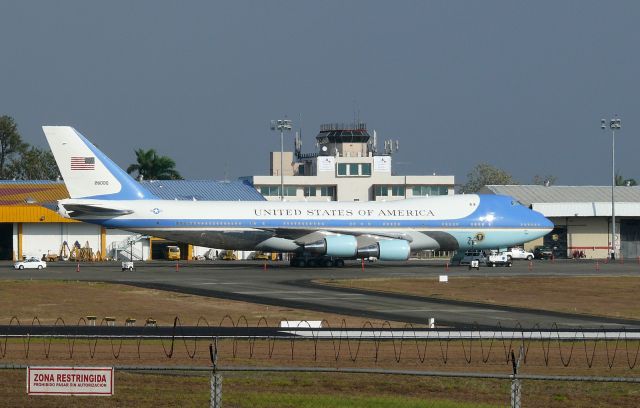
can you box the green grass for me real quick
[224,392,502,408]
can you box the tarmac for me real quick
[3,258,640,330]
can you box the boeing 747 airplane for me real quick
[43,126,553,266]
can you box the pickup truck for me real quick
[486,251,512,267]
[503,247,534,261]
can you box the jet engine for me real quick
[357,239,410,261]
[305,235,358,257]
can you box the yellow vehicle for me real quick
[253,251,270,261]
[164,245,181,260]
[221,250,237,261]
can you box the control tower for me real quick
[313,122,372,158]
[251,121,454,202]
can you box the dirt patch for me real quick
[1,280,639,407]
[0,280,387,327]
[319,276,640,320]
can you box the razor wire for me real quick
[1,315,640,370]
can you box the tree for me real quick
[532,174,558,186]
[126,148,183,180]
[615,172,637,186]
[460,163,516,193]
[6,146,60,180]
[0,115,28,178]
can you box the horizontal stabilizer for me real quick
[62,204,134,217]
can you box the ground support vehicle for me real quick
[220,250,237,261]
[486,252,512,267]
[164,245,181,261]
[252,251,270,261]
[533,245,553,260]
[458,250,488,266]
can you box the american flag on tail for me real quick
[70,156,95,170]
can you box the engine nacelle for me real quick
[305,235,358,257]
[357,239,410,261]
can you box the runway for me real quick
[3,260,640,330]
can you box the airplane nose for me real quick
[533,210,554,234]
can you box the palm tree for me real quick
[127,148,183,180]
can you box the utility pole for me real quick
[601,116,621,260]
[271,119,293,201]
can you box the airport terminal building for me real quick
[249,123,455,202]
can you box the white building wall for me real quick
[17,223,154,261]
[62,223,101,251]
[105,229,136,247]
[12,223,18,260]
[253,173,454,202]
[192,245,252,260]
[21,223,101,259]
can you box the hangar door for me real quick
[620,220,640,259]
[543,226,567,259]
[0,223,12,260]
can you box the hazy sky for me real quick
[1,1,639,185]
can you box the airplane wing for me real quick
[259,227,413,245]
[259,227,459,252]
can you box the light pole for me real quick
[601,116,621,260]
[270,119,292,201]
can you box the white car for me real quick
[503,247,534,261]
[14,257,47,270]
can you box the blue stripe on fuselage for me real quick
[76,194,552,230]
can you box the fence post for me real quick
[210,339,222,408]
[510,346,523,408]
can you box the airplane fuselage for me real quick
[58,193,552,253]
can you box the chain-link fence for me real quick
[2,318,640,407]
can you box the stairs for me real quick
[110,235,147,261]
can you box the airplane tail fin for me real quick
[43,126,157,200]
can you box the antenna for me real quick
[294,131,302,158]
[372,130,378,154]
[383,139,399,155]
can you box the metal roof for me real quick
[0,181,70,205]
[480,185,640,206]
[480,185,640,217]
[0,179,265,204]
[141,180,266,201]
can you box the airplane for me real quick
[43,126,554,267]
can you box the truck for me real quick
[503,247,534,261]
[533,245,553,259]
[164,245,181,261]
[486,250,512,267]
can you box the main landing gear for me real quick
[290,256,345,268]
